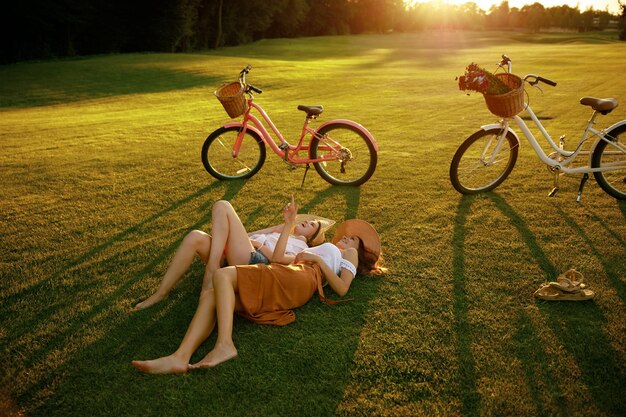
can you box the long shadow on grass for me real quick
[451,195,481,417]
[511,311,568,417]
[1,183,219,309]
[485,193,626,417]
[299,185,360,220]
[586,208,626,248]
[22,186,382,417]
[0,61,222,109]
[619,200,626,222]
[10,180,247,411]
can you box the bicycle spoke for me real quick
[216,136,228,150]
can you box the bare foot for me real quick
[131,355,189,374]
[189,343,237,369]
[133,293,167,311]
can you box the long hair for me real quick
[307,221,324,247]
[356,240,386,276]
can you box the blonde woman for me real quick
[134,198,333,310]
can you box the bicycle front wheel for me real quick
[591,124,626,200]
[202,126,266,180]
[450,128,519,194]
[309,122,377,186]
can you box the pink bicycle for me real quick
[202,65,378,186]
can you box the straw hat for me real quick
[295,214,335,246]
[331,219,381,259]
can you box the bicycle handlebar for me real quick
[238,64,262,94]
[537,76,557,87]
[524,74,557,87]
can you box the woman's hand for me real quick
[282,194,298,225]
[294,251,321,264]
[271,195,299,264]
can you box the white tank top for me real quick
[249,232,308,256]
[305,242,357,276]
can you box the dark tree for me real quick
[522,3,547,33]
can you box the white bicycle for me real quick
[450,55,626,202]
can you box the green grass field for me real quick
[1,31,625,416]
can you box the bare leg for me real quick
[202,201,255,290]
[131,288,217,374]
[190,267,240,368]
[134,230,212,310]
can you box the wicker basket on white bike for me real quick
[483,73,524,118]
[215,82,247,118]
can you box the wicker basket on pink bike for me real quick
[215,82,247,118]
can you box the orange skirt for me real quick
[235,263,323,326]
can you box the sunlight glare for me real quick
[404,0,621,14]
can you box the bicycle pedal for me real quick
[548,186,559,197]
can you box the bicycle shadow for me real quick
[452,193,625,416]
[586,207,626,248]
[619,200,626,222]
[299,185,361,221]
[7,179,248,409]
[451,194,482,417]
[1,183,217,308]
[510,309,568,417]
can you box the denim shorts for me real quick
[249,249,270,265]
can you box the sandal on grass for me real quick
[555,268,586,291]
[534,284,595,301]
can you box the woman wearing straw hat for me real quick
[131,199,384,374]
[134,196,334,310]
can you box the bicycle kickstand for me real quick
[576,173,589,203]
[300,164,310,189]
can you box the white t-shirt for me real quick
[304,242,357,276]
[249,232,308,256]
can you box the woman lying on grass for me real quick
[133,198,333,310]
[131,199,384,374]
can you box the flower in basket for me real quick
[457,63,511,96]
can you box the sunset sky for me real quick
[405,0,621,15]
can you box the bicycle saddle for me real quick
[297,105,324,117]
[579,97,618,115]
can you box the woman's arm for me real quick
[295,248,358,297]
[270,196,298,264]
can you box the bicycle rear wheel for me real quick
[202,126,266,180]
[309,122,377,186]
[450,128,519,194]
[591,124,626,200]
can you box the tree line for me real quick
[2,0,625,64]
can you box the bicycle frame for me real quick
[223,98,377,165]
[484,103,626,174]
